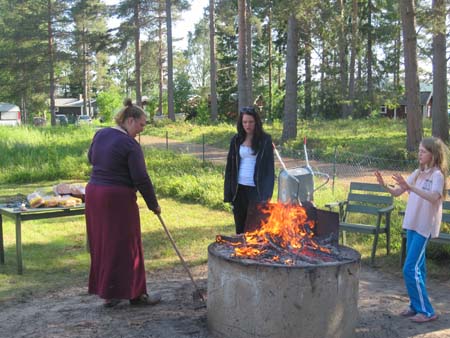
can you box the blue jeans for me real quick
[403,230,434,317]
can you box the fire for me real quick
[217,201,334,265]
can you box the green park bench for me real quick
[325,182,394,265]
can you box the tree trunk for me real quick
[281,14,298,143]
[320,39,326,111]
[347,0,358,117]
[366,0,373,110]
[245,0,253,104]
[82,28,88,116]
[304,19,312,119]
[134,1,142,107]
[400,0,422,151]
[267,4,273,120]
[237,0,248,111]
[431,0,448,142]
[338,0,348,118]
[166,0,175,121]
[47,0,56,126]
[209,0,218,122]
[158,12,163,116]
[395,28,401,89]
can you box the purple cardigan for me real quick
[88,127,159,212]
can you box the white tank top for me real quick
[238,145,257,186]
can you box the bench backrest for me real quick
[442,200,450,224]
[344,182,394,220]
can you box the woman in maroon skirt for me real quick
[85,99,161,308]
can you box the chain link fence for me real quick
[276,145,417,177]
[142,132,418,189]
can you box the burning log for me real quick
[265,236,321,265]
[217,202,343,266]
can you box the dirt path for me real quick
[1,263,449,338]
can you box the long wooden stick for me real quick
[156,214,206,302]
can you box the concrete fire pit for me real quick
[207,243,361,338]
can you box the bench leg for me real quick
[342,230,347,246]
[386,216,391,256]
[371,231,380,265]
[386,230,391,256]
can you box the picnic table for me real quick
[0,204,85,274]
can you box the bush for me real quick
[145,148,229,211]
[96,88,123,123]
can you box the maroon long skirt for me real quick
[85,183,147,300]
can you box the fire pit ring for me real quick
[207,242,361,338]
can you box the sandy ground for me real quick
[0,262,449,338]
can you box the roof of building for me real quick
[55,98,96,108]
[419,91,432,106]
[0,102,20,112]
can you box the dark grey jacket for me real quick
[224,133,275,203]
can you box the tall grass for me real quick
[0,126,94,183]
[145,120,236,148]
[145,117,433,161]
[146,149,229,211]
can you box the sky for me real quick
[104,0,209,50]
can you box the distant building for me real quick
[54,96,97,123]
[0,102,21,126]
[380,91,432,119]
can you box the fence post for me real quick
[202,134,205,164]
[332,146,337,195]
[166,131,168,150]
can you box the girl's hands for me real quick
[375,171,409,197]
[393,173,409,191]
[374,171,385,187]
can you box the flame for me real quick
[217,201,333,264]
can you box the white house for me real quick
[0,102,21,126]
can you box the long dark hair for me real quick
[236,106,265,154]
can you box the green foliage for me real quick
[174,72,194,115]
[144,121,236,148]
[0,125,228,210]
[274,117,431,164]
[145,148,229,211]
[0,126,94,183]
[191,99,211,125]
[96,87,123,123]
[143,115,431,165]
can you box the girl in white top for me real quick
[375,137,448,323]
[224,106,275,234]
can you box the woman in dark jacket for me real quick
[224,106,275,234]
